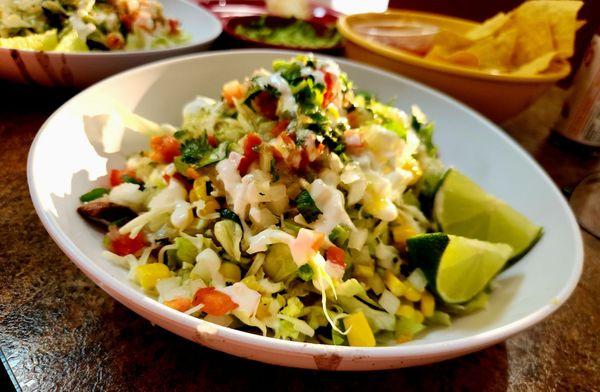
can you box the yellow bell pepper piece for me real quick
[354,264,374,279]
[136,263,170,290]
[412,310,425,324]
[344,312,376,347]
[384,270,406,297]
[420,291,436,317]
[392,225,417,247]
[404,284,422,302]
[367,272,386,295]
[396,304,415,319]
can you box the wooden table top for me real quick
[1,80,598,391]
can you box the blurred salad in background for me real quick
[0,0,188,52]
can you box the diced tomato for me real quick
[150,135,181,164]
[109,169,137,187]
[280,131,295,145]
[271,120,290,137]
[252,91,278,120]
[192,287,238,316]
[164,298,192,312]
[120,13,134,30]
[326,245,346,268]
[167,18,180,35]
[106,33,125,50]
[322,71,337,108]
[244,133,262,157]
[107,226,147,257]
[238,133,262,175]
[207,134,218,148]
[162,174,171,184]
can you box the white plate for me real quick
[0,0,221,87]
[27,50,584,370]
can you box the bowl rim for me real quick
[337,10,571,83]
[222,15,343,51]
[27,49,584,362]
[0,0,221,58]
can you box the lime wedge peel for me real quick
[407,233,513,304]
[433,169,542,262]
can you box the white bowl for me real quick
[28,50,584,370]
[0,0,221,87]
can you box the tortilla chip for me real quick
[425,46,479,68]
[512,2,555,66]
[432,30,472,51]
[544,0,584,58]
[511,51,558,75]
[465,12,510,41]
[423,1,583,75]
[467,27,518,71]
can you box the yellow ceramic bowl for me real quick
[337,11,570,122]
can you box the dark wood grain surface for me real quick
[0,78,598,391]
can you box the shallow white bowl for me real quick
[0,0,221,87]
[28,50,584,370]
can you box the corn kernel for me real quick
[392,225,417,247]
[220,262,241,283]
[396,334,413,344]
[189,177,210,202]
[404,285,422,302]
[420,291,435,317]
[354,264,374,279]
[136,263,170,290]
[402,158,423,186]
[384,270,406,297]
[367,273,386,295]
[344,312,376,347]
[412,310,425,324]
[396,304,415,319]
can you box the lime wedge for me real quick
[433,169,542,261]
[407,233,512,304]
[55,29,89,52]
[0,30,58,51]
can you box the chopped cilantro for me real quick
[197,142,230,167]
[180,135,211,164]
[294,190,321,223]
[180,135,230,168]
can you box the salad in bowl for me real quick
[0,0,188,52]
[77,54,542,347]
